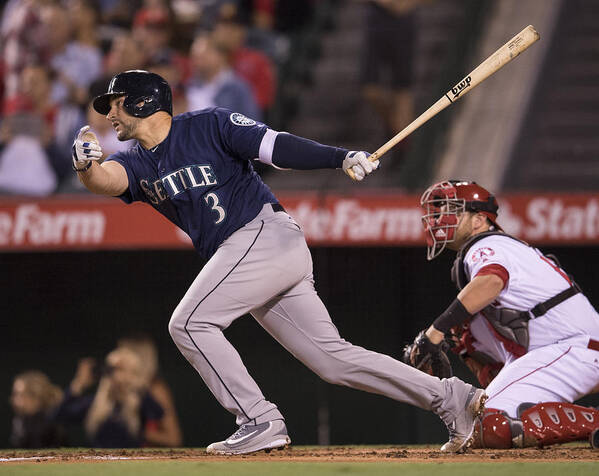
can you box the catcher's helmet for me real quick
[420,180,501,260]
[92,70,172,117]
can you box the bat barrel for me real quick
[465,25,540,94]
[366,25,540,165]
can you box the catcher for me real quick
[404,180,599,449]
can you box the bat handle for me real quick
[368,151,380,162]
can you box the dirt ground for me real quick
[1,445,598,463]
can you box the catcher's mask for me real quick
[420,180,501,260]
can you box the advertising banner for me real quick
[1,192,597,251]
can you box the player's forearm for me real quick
[270,132,348,170]
[457,274,505,314]
[426,275,504,344]
[76,162,114,195]
[77,162,127,196]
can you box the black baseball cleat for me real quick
[441,387,488,453]
[206,420,291,455]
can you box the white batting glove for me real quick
[342,151,380,181]
[72,125,102,172]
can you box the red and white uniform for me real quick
[463,235,599,417]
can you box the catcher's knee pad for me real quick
[520,402,599,447]
[474,408,525,448]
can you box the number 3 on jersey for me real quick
[204,192,226,224]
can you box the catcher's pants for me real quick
[169,204,470,427]
[468,315,599,418]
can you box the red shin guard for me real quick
[520,402,599,447]
[477,403,599,448]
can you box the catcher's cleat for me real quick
[206,419,291,455]
[441,387,487,453]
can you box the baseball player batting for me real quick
[404,180,599,449]
[72,70,487,454]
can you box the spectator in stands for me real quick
[212,9,276,117]
[68,0,103,75]
[175,0,223,31]
[3,65,56,146]
[43,2,102,107]
[132,3,172,65]
[97,0,140,29]
[0,65,59,196]
[148,58,189,116]
[117,334,183,447]
[55,348,165,448]
[242,0,287,63]
[9,370,66,448]
[69,0,102,53]
[2,63,85,190]
[186,33,260,119]
[1,0,49,105]
[360,0,419,163]
[131,4,189,81]
[103,33,146,77]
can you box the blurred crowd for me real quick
[10,334,183,448]
[0,0,316,196]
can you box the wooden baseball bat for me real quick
[348,25,540,179]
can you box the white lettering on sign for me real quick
[0,204,105,247]
[525,198,599,240]
[287,199,422,242]
[1,195,599,250]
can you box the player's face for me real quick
[107,96,139,141]
[446,212,474,250]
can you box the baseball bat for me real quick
[347,25,540,179]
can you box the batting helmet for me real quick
[92,70,172,117]
[420,180,501,260]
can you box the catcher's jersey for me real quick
[106,108,277,259]
[463,235,599,359]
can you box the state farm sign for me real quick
[0,198,188,251]
[0,192,598,251]
[0,204,105,246]
[282,193,599,246]
[500,197,599,242]
[286,197,422,244]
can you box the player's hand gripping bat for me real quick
[347,25,540,179]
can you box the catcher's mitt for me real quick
[402,330,453,379]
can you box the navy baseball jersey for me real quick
[106,108,278,259]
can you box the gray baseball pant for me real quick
[168,204,469,428]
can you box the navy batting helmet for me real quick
[92,70,172,117]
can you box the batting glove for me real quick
[342,151,379,181]
[72,125,102,172]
